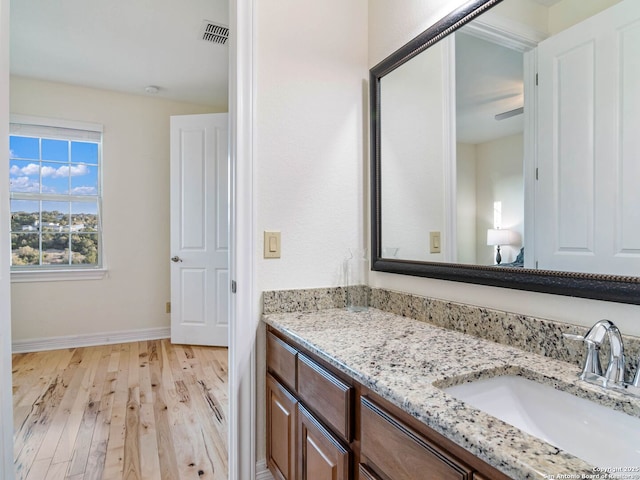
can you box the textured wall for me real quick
[10,76,215,341]
[255,0,369,292]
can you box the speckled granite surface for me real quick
[263,308,640,479]
[263,287,640,379]
[263,287,347,314]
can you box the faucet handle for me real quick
[563,331,603,379]
[632,357,640,387]
[562,333,586,341]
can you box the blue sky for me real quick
[9,136,99,198]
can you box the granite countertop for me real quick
[263,308,640,480]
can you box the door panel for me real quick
[267,375,297,480]
[536,1,640,274]
[170,113,229,346]
[297,404,350,480]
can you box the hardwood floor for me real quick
[12,340,228,480]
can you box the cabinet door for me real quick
[298,404,351,480]
[267,375,298,480]
[359,464,382,480]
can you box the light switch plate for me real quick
[264,231,281,258]
[430,231,441,254]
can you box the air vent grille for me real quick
[201,21,229,45]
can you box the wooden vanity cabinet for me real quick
[266,331,354,480]
[266,328,512,480]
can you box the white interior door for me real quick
[170,113,229,346]
[535,0,640,274]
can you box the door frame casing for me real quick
[229,0,260,478]
[0,0,13,476]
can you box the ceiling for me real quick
[455,0,610,144]
[532,0,563,5]
[10,0,229,108]
[455,32,524,145]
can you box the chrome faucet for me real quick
[634,357,640,387]
[603,324,625,386]
[565,319,640,397]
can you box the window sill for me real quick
[11,268,108,283]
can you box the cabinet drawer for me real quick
[297,354,353,441]
[267,332,298,391]
[360,397,473,480]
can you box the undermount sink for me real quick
[442,375,640,469]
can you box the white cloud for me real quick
[41,166,57,177]
[51,164,89,178]
[10,176,39,193]
[11,163,40,176]
[11,163,90,178]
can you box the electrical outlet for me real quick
[166,302,171,314]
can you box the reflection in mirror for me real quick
[455,30,524,267]
[372,0,640,304]
[380,42,447,263]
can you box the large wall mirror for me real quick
[371,0,640,304]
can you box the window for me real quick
[9,116,103,276]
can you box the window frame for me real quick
[9,114,106,282]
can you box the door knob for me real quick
[171,256,183,263]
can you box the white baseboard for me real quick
[255,460,273,480]
[12,326,171,353]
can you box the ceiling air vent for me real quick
[200,20,229,45]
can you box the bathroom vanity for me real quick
[263,306,640,480]
[265,324,509,480]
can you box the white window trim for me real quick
[10,114,103,135]
[11,268,107,283]
[9,114,106,279]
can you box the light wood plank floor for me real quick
[12,340,228,480]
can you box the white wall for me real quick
[457,135,524,266]
[369,0,469,66]
[255,0,369,292]
[456,142,476,264]
[253,0,368,466]
[10,76,215,342]
[368,0,640,337]
[381,43,446,262]
[548,0,620,35]
[475,133,524,265]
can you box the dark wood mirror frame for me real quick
[370,0,640,305]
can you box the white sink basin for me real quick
[443,375,640,469]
